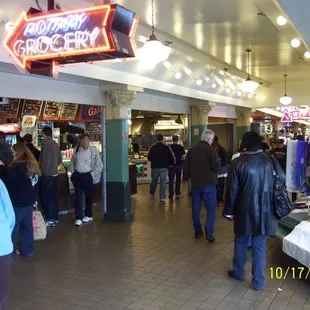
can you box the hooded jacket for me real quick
[223,151,285,236]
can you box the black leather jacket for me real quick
[223,151,285,236]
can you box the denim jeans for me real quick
[40,176,58,221]
[191,185,217,236]
[216,177,225,203]
[71,172,94,220]
[168,166,182,197]
[233,235,267,290]
[0,254,10,310]
[12,206,34,256]
[150,168,168,200]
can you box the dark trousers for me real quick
[216,177,225,203]
[0,254,11,310]
[191,185,217,236]
[72,172,94,220]
[40,176,58,221]
[12,206,34,256]
[233,235,267,290]
[168,166,182,197]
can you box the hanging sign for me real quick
[3,4,138,72]
[78,105,102,122]
[264,122,273,135]
[281,109,310,122]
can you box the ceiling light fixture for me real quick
[175,115,183,125]
[279,73,292,105]
[211,83,217,89]
[184,67,192,75]
[291,38,301,48]
[175,72,182,79]
[138,0,170,66]
[237,91,242,96]
[225,88,231,94]
[196,79,203,86]
[240,49,259,93]
[277,16,287,26]
[304,51,310,59]
[248,93,253,98]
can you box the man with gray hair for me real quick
[184,129,219,242]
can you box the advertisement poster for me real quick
[295,141,308,192]
[286,140,298,193]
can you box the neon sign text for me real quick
[14,27,100,56]
[23,13,89,37]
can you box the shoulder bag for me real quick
[271,156,294,219]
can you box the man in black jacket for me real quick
[223,131,285,290]
[23,134,40,161]
[184,129,219,242]
[148,134,175,202]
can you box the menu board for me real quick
[60,103,78,121]
[43,101,62,120]
[85,123,101,141]
[22,99,44,117]
[0,98,21,119]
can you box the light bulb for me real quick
[291,38,301,48]
[211,83,217,89]
[196,79,202,86]
[304,52,310,59]
[163,61,171,69]
[225,88,231,94]
[205,77,210,82]
[184,67,192,75]
[277,16,287,26]
[175,72,182,79]
[276,106,281,111]
[127,119,132,125]
[280,95,292,105]
[237,91,242,96]
[248,93,253,98]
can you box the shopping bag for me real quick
[33,207,47,241]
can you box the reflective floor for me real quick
[9,184,310,310]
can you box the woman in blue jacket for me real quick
[0,179,15,310]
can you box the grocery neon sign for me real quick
[4,4,138,70]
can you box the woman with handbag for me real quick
[0,179,15,310]
[0,143,40,258]
[223,131,286,291]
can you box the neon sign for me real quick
[281,108,310,122]
[4,4,138,73]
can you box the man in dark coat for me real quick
[23,134,40,161]
[223,131,285,291]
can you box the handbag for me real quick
[33,205,47,241]
[271,156,294,219]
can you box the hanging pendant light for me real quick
[240,49,259,93]
[279,74,292,105]
[138,0,170,66]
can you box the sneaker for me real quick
[175,194,181,198]
[206,235,215,243]
[194,231,204,239]
[82,216,93,223]
[46,220,56,227]
[75,219,83,226]
[53,220,59,224]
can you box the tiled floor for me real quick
[8,183,310,310]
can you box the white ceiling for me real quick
[0,0,310,97]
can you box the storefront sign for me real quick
[78,105,102,122]
[281,109,310,122]
[0,98,21,119]
[42,101,62,120]
[4,4,138,71]
[154,120,184,130]
[0,123,21,134]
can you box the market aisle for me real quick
[8,184,310,310]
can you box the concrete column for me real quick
[104,89,136,221]
[235,107,254,149]
[190,100,216,146]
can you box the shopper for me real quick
[184,129,219,242]
[212,136,228,206]
[0,143,39,258]
[0,132,13,167]
[274,139,287,173]
[39,127,62,227]
[223,131,284,291]
[0,179,15,310]
[270,141,277,155]
[70,134,103,227]
[148,134,175,202]
[23,134,40,161]
[168,135,186,199]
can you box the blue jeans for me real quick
[150,168,168,200]
[191,186,217,236]
[233,235,267,290]
[12,206,34,256]
[168,166,182,197]
[40,176,58,221]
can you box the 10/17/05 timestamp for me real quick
[270,267,310,280]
